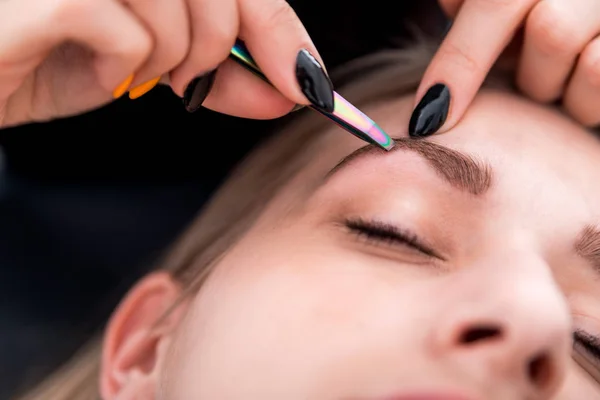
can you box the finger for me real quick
[121,0,190,92]
[410,0,539,137]
[238,0,334,112]
[438,0,464,18]
[0,0,152,96]
[563,36,600,127]
[199,59,295,119]
[170,0,238,97]
[517,0,600,103]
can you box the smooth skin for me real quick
[426,0,600,130]
[0,0,321,127]
[100,90,600,399]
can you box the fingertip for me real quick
[408,83,452,138]
[294,48,335,113]
[201,59,294,119]
[94,56,133,94]
[182,69,218,113]
[112,75,134,99]
[438,0,463,18]
[128,77,161,99]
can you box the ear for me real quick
[100,272,187,400]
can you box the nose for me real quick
[431,257,572,398]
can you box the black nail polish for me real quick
[183,70,217,113]
[295,49,334,113]
[409,83,451,137]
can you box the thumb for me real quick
[409,0,537,137]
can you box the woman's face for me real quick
[127,90,600,399]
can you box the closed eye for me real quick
[573,330,600,384]
[344,218,442,259]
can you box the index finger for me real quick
[410,0,539,137]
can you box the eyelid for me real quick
[573,330,600,383]
[342,217,445,260]
[572,350,600,382]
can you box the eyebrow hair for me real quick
[328,138,493,195]
[575,225,600,276]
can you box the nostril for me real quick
[528,353,553,389]
[459,325,503,344]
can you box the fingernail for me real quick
[183,70,217,113]
[113,75,134,99]
[128,77,161,100]
[295,49,334,113]
[290,104,305,112]
[409,83,451,137]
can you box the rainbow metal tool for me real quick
[230,40,394,151]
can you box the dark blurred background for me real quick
[0,1,444,397]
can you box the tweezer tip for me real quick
[376,130,395,151]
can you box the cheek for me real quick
[553,364,600,399]
[160,228,438,398]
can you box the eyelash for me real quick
[344,218,438,258]
[345,219,600,381]
[574,330,600,360]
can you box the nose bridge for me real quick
[431,252,572,395]
[462,252,569,341]
[517,255,568,320]
[450,250,570,327]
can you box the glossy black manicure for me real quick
[183,70,217,113]
[295,49,334,113]
[409,83,451,137]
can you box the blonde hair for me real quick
[16,38,488,400]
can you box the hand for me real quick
[409,0,600,137]
[0,0,333,128]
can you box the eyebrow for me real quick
[328,138,493,195]
[575,225,600,276]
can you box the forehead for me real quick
[373,90,600,215]
[431,90,600,182]
[443,91,600,211]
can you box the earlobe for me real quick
[100,272,186,400]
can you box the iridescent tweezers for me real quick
[230,41,394,151]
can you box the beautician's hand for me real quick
[0,0,331,128]
[409,0,600,137]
